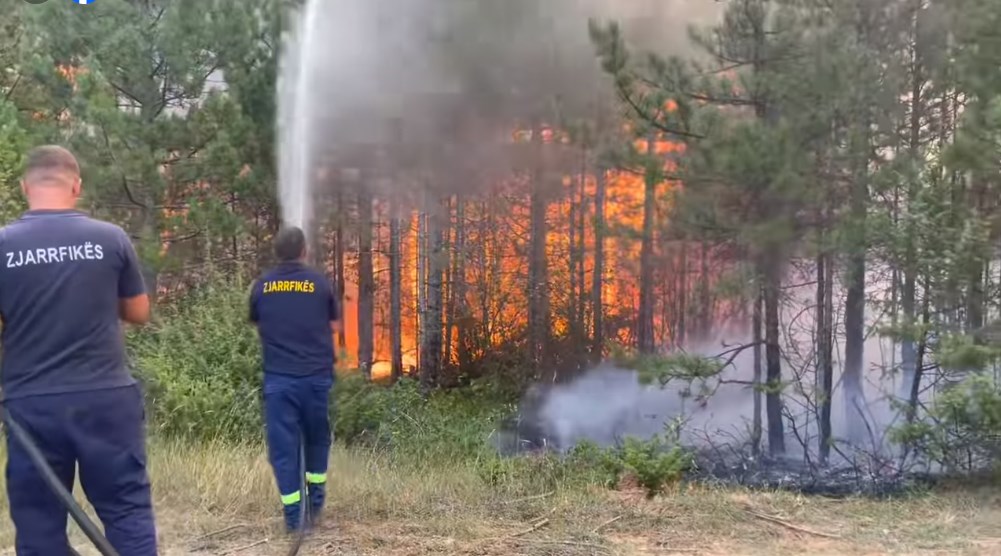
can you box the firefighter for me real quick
[0,145,157,555]
[249,226,340,532]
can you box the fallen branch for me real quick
[509,518,550,538]
[502,491,555,505]
[219,538,268,555]
[531,506,559,523]
[513,539,611,552]
[745,510,841,539]
[591,515,623,534]
[194,523,247,542]
[653,546,701,555]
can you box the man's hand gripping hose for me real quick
[0,404,119,556]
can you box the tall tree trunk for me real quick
[357,188,374,380]
[454,198,470,370]
[816,246,834,464]
[967,258,985,332]
[907,277,932,424]
[900,239,917,402]
[576,154,588,353]
[676,241,688,348]
[443,197,456,366]
[966,181,985,332]
[476,201,491,357]
[591,168,606,362]
[843,218,867,444]
[416,209,426,372]
[752,289,763,457]
[762,260,785,456]
[658,268,672,345]
[528,126,551,372]
[637,134,657,353]
[334,192,346,349]
[389,198,403,382]
[900,14,922,399]
[843,0,879,446]
[698,241,711,341]
[843,135,869,445]
[569,178,579,337]
[420,195,444,392]
[742,2,778,455]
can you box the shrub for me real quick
[561,440,626,488]
[618,434,691,497]
[473,431,692,497]
[336,375,516,462]
[129,279,264,440]
[892,375,1001,473]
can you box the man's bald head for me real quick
[23,145,81,189]
[274,226,307,262]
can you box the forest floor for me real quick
[0,442,999,555]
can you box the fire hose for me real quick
[0,405,118,556]
[286,437,309,556]
[2,409,312,556]
[0,278,333,556]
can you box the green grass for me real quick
[18,284,996,554]
[0,441,999,555]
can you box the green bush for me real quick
[336,375,516,462]
[619,434,691,498]
[552,423,691,498]
[473,433,692,497]
[129,280,264,440]
[892,374,1001,472]
[563,440,625,488]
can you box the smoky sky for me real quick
[283,0,722,202]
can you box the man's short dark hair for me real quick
[24,145,80,185]
[274,226,306,262]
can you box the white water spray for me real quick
[272,0,721,242]
[277,0,323,236]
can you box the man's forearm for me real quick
[119,295,151,325]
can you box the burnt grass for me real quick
[687,448,941,498]
[495,424,941,498]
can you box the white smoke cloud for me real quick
[516,264,923,465]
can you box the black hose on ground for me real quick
[0,406,118,556]
[286,437,309,556]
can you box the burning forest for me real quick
[7,2,1001,549]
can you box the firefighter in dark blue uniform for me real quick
[0,146,158,555]
[249,226,340,532]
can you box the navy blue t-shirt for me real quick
[249,262,337,377]
[0,210,147,400]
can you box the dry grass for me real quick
[0,442,998,555]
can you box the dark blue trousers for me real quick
[263,372,333,514]
[4,385,157,556]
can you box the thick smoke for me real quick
[277,0,723,228]
[497,267,924,468]
[279,1,923,465]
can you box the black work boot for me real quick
[282,501,302,534]
[307,482,326,526]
